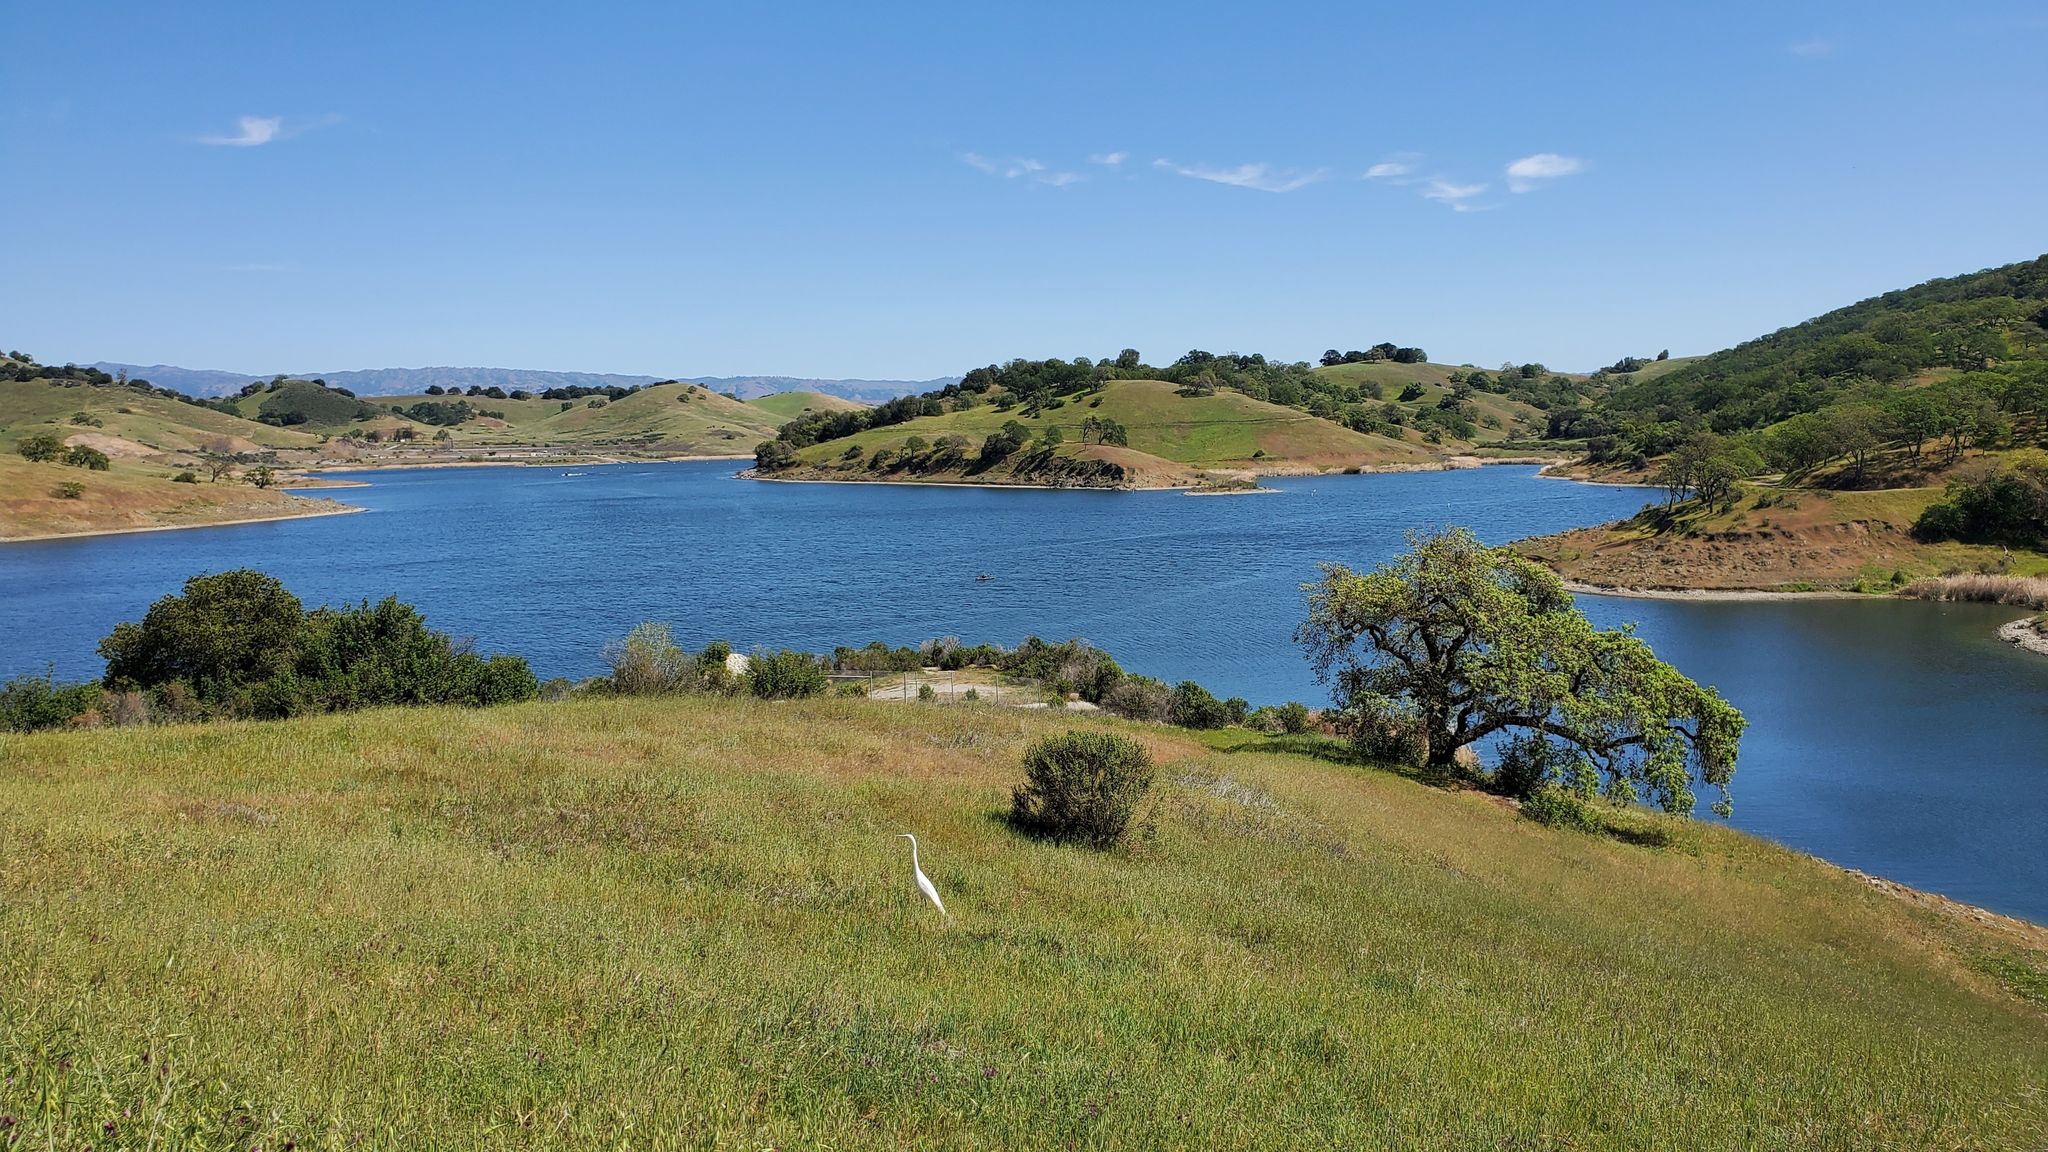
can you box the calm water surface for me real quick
[3,463,2044,921]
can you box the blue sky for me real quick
[4,1,2044,379]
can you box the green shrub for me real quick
[962,687,980,702]
[172,471,198,483]
[603,622,692,695]
[749,650,827,699]
[16,432,63,462]
[55,481,84,499]
[1009,731,1155,848]
[0,668,104,732]
[917,683,936,701]
[98,571,536,719]
[1275,701,1312,734]
[1169,680,1233,729]
[1348,699,1427,768]
[1522,785,1603,833]
[1100,675,1171,722]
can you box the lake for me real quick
[3,462,2044,922]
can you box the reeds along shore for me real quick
[1899,573,2048,610]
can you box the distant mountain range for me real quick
[88,363,957,405]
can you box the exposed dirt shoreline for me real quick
[1997,617,2048,657]
[0,501,366,544]
[1565,581,1869,602]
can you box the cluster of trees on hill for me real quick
[1915,455,2048,547]
[402,399,479,426]
[15,433,110,471]
[1570,257,2048,439]
[538,383,642,402]
[1319,343,1428,366]
[423,384,536,401]
[1564,368,2047,478]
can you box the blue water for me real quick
[3,463,2045,922]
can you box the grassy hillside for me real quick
[0,379,318,457]
[0,378,357,538]
[226,379,387,428]
[1310,362,1557,443]
[1518,482,2048,592]
[784,378,1434,487]
[1591,255,2048,433]
[0,455,354,540]
[2,696,2044,1147]
[748,389,869,420]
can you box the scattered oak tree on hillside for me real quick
[1297,529,1744,816]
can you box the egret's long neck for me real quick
[907,837,920,870]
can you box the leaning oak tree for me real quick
[1296,528,1744,816]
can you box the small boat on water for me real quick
[975,573,994,582]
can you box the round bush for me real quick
[1009,730,1154,848]
[1522,784,1602,833]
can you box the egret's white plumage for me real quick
[899,833,946,917]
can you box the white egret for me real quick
[898,833,947,917]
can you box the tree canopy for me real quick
[1297,529,1744,816]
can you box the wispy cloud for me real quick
[1088,150,1128,167]
[1504,152,1583,193]
[195,113,341,147]
[1787,38,1836,57]
[1420,179,1490,212]
[1364,160,1416,181]
[962,152,1082,187]
[1152,158,1326,193]
[199,115,284,147]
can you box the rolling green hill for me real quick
[384,383,781,455]
[748,389,869,420]
[0,378,319,457]
[778,378,1436,487]
[0,376,352,539]
[1583,255,2048,435]
[3,695,2045,1146]
[226,379,387,429]
[1310,361,1559,443]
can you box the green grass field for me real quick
[3,696,2044,1148]
[747,390,868,421]
[793,379,1431,482]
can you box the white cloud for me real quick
[1504,152,1583,193]
[1088,150,1128,166]
[199,115,284,147]
[1787,39,1835,57]
[1420,179,1490,212]
[961,152,1081,187]
[1152,158,1326,193]
[1364,160,1415,180]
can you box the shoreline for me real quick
[747,452,1569,493]
[299,452,754,473]
[1565,580,1871,602]
[0,500,366,545]
[1998,617,2048,657]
